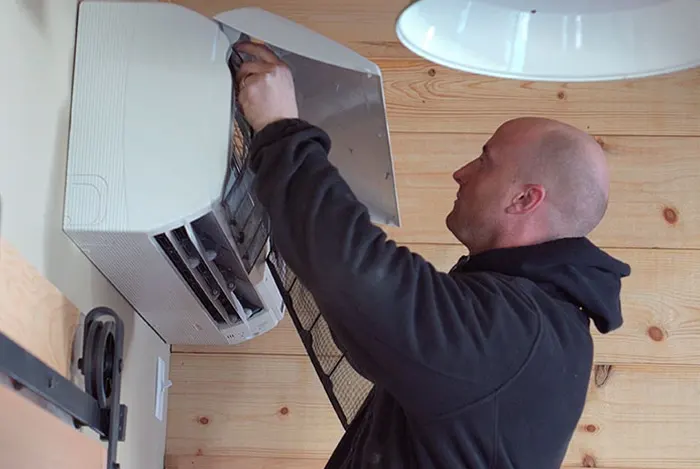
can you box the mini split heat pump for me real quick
[63,2,400,346]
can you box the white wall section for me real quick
[0,0,169,467]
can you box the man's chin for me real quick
[446,210,471,246]
[445,210,457,234]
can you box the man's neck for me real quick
[470,229,555,255]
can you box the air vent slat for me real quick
[184,223,245,324]
[166,229,230,325]
[153,233,227,325]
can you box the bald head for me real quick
[447,117,609,253]
[511,117,609,238]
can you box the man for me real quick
[235,42,631,469]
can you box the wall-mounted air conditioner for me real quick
[63,2,399,351]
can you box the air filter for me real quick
[224,39,375,427]
[266,250,374,427]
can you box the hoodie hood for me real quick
[452,238,631,333]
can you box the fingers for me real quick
[235,41,280,64]
[236,61,271,87]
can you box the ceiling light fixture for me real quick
[395,0,700,81]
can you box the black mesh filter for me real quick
[222,44,373,429]
[266,249,373,429]
[219,39,271,273]
[330,357,374,424]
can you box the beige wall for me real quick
[0,1,169,467]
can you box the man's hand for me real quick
[235,42,299,132]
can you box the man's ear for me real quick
[505,184,546,214]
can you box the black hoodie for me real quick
[250,120,631,469]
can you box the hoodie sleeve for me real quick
[249,119,541,419]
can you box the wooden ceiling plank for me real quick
[166,353,343,459]
[166,353,700,468]
[173,246,700,366]
[379,61,700,136]
[165,455,327,469]
[383,134,700,248]
[166,0,700,136]
[166,454,657,469]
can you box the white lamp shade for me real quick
[396,0,700,81]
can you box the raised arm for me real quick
[236,43,540,419]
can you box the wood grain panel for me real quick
[379,61,700,136]
[564,364,700,468]
[166,0,408,48]
[165,353,343,459]
[165,455,326,469]
[174,246,700,366]
[0,238,79,377]
[167,353,700,468]
[169,0,700,136]
[382,134,700,248]
[165,455,643,469]
[0,384,106,469]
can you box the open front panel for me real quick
[216,8,400,227]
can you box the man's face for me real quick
[446,127,521,251]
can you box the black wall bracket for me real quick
[0,307,127,469]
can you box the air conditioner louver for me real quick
[153,216,267,330]
[153,232,229,325]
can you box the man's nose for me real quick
[453,164,467,184]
